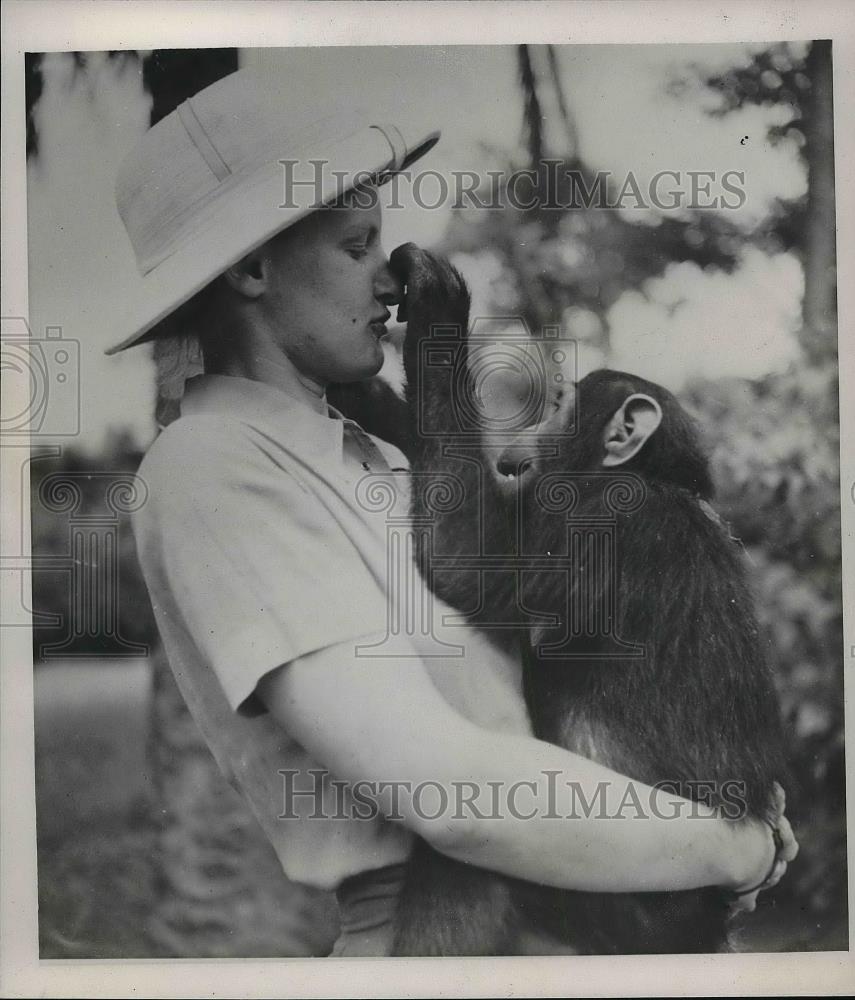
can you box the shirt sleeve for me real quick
[134,415,392,711]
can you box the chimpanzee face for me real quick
[490,368,713,500]
[491,374,663,490]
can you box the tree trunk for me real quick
[147,644,338,956]
[801,40,837,363]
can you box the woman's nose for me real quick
[374,259,404,305]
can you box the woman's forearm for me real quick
[258,643,769,895]
[424,727,766,894]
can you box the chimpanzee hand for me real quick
[389,243,470,325]
[389,243,471,390]
[730,782,799,914]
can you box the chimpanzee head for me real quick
[493,368,714,499]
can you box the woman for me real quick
[110,68,797,956]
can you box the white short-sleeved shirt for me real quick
[134,373,528,890]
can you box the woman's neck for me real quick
[204,331,327,414]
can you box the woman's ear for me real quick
[223,249,267,299]
[602,393,662,467]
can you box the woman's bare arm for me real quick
[256,635,792,896]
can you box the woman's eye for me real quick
[347,244,369,259]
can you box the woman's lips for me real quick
[369,311,391,338]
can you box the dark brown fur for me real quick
[333,245,786,955]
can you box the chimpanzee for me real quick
[331,245,787,955]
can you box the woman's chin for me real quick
[331,347,385,383]
[358,339,387,377]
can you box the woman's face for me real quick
[261,199,402,384]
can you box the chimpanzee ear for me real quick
[601,393,663,467]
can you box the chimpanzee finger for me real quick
[389,243,420,322]
[389,242,419,286]
[390,243,443,323]
[389,243,470,326]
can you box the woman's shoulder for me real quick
[138,413,270,489]
[148,410,258,452]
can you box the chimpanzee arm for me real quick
[388,244,519,612]
[327,377,414,459]
[391,243,475,453]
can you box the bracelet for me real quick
[732,819,785,897]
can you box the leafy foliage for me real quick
[682,363,845,927]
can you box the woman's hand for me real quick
[728,783,799,913]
